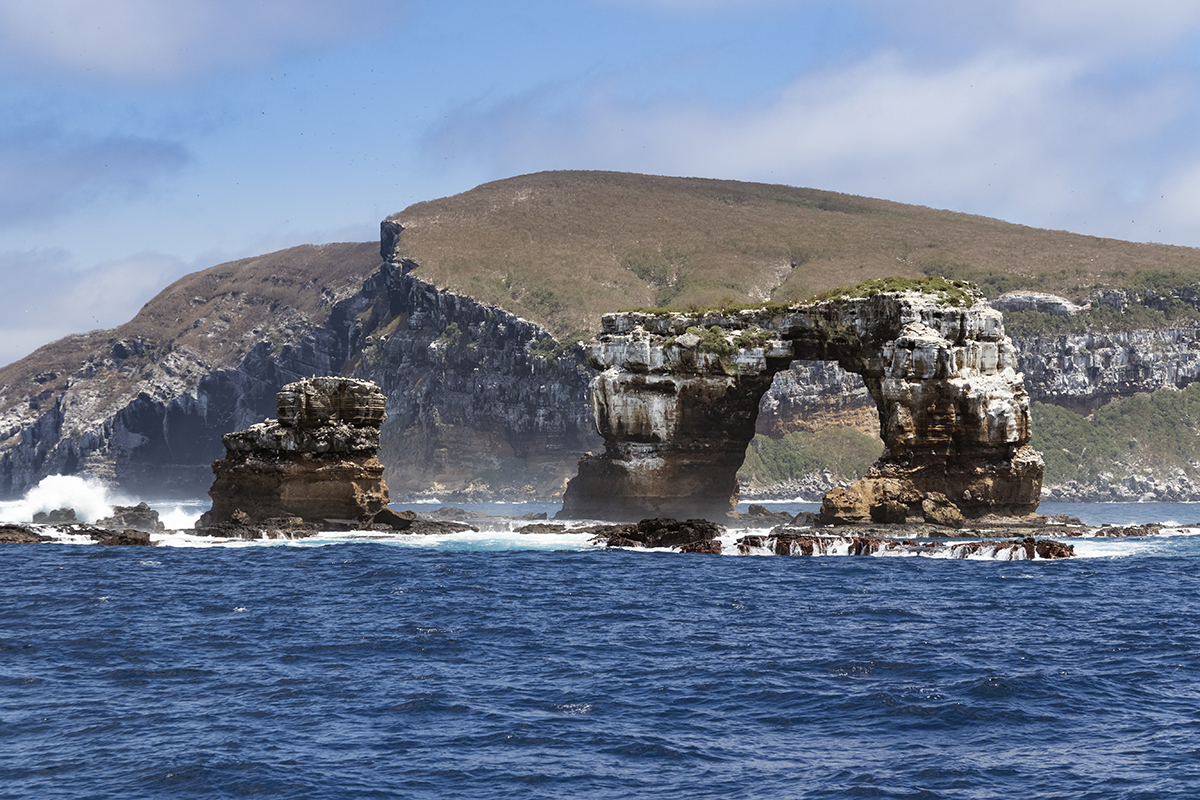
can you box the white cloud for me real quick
[0,249,189,367]
[1009,0,1200,54]
[0,0,394,82]
[427,43,1200,242]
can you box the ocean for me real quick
[3,488,1200,798]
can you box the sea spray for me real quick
[0,475,129,523]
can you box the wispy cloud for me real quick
[0,248,190,366]
[0,0,395,83]
[425,0,1200,243]
[0,123,189,229]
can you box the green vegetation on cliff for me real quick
[808,275,979,307]
[738,428,882,487]
[1032,385,1200,484]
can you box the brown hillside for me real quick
[0,242,380,415]
[389,171,1200,338]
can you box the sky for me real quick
[5,0,1200,366]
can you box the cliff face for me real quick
[0,244,598,501]
[1012,328,1200,411]
[341,259,598,498]
[0,243,376,498]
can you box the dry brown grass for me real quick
[390,171,1200,337]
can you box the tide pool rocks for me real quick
[198,378,389,527]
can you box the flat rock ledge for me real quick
[0,522,156,546]
[582,514,1173,558]
[0,508,480,544]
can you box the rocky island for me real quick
[197,377,390,528]
[560,278,1043,523]
[4,171,1200,505]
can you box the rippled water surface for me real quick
[4,525,1200,799]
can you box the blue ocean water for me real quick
[4,516,1200,799]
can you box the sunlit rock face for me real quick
[559,291,1043,522]
[199,378,389,526]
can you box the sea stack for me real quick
[198,377,389,527]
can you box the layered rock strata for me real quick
[0,244,596,501]
[559,289,1043,522]
[198,378,389,526]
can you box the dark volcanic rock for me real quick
[517,522,567,534]
[590,517,723,549]
[33,507,77,524]
[198,378,390,527]
[677,539,722,554]
[0,524,52,543]
[96,502,164,532]
[96,530,154,546]
[373,507,416,530]
[739,525,1076,559]
[1093,524,1163,537]
[731,504,796,527]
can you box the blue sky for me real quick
[4,0,1200,366]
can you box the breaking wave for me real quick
[0,475,127,523]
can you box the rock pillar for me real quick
[198,377,389,526]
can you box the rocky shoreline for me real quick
[1,499,1171,561]
[1040,470,1200,502]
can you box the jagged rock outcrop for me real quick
[197,378,390,526]
[559,287,1043,521]
[736,530,1073,559]
[95,502,164,532]
[1012,327,1200,412]
[992,291,1087,317]
[587,517,724,549]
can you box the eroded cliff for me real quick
[0,243,598,501]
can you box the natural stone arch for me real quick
[558,286,1043,522]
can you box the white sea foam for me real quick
[0,475,130,523]
[158,503,206,530]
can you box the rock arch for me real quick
[558,287,1044,522]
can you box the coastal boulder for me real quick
[96,502,164,532]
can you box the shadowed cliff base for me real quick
[558,279,1043,523]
